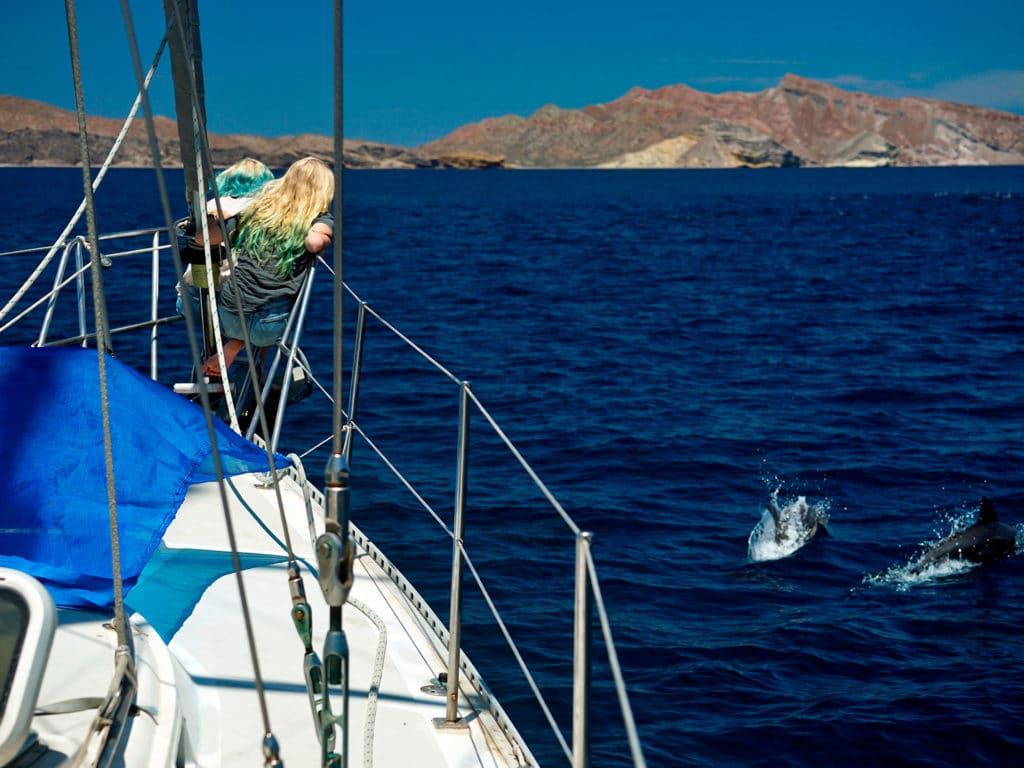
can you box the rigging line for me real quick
[154,0,246,435]
[124,0,227,425]
[155,0,279,742]
[357,301,462,385]
[330,274,459,383]
[585,548,648,768]
[465,388,582,536]
[157,4,301,570]
[330,277,575,532]
[194,201,243,434]
[345,419,455,538]
[174,49,242,435]
[457,540,573,763]
[332,0,345,452]
[0,244,63,258]
[119,4,280,759]
[160,2,273,452]
[0,37,168,326]
[231,465,389,768]
[65,4,138,766]
[298,433,334,461]
[44,315,185,349]
[65,0,125,639]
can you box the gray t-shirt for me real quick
[220,212,333,314]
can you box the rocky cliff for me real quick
[418,74,1024,168]
[3,74,1023,169]
[0,95,494,169]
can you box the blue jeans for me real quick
[177,282,292,348]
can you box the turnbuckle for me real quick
[318,628,349,766]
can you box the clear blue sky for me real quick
[2,1,1021,147]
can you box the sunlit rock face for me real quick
[4,76,1023,169]
[417,74,1024,169]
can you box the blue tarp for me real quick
[0,346,287,609]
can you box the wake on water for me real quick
[866,556,976,591]
[865,508,1024,591]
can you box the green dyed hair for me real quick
[236,157,334,276]
[214,157,274,198]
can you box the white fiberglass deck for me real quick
[27,469,531,767]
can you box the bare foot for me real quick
[203,338,244,377]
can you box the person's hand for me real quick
[305,224,333,254]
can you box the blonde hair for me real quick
[236,157,334,275]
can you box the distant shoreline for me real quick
[2,162,1023,171]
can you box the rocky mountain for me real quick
[419,74,1024,168]
[0,95,493,169]
[3,75,1023,169]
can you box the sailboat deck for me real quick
[24,470,529,767]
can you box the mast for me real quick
[162,0,206,217]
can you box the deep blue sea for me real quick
[2,166,1023,767]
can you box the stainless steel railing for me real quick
[335,283,647,768]
[0,228,647,768]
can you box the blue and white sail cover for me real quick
[0,346,285,608]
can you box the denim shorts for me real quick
[218,296,292,347]
[177,282,291,348]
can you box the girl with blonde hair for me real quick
[196,156,334,375]
[178,157,274,293]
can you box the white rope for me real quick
[193,210,241,433]
[349,597,387,768]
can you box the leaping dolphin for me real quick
[766,497,829,544]
[748,496,830,561]
[913,497,1018,572]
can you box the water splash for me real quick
[864,510,1024,591]
[747,491,830,562]
[864,554,975,591]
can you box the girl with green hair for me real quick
[196,156,334,376]
[207,157,275,217]
[178,157,275,292]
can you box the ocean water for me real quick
[2,166,1023,767]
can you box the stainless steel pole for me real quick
[572,531,594,768]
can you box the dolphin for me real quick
[766,497,829,544]
[913,497,1018,571]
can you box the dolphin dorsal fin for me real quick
[979,496,998,523]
